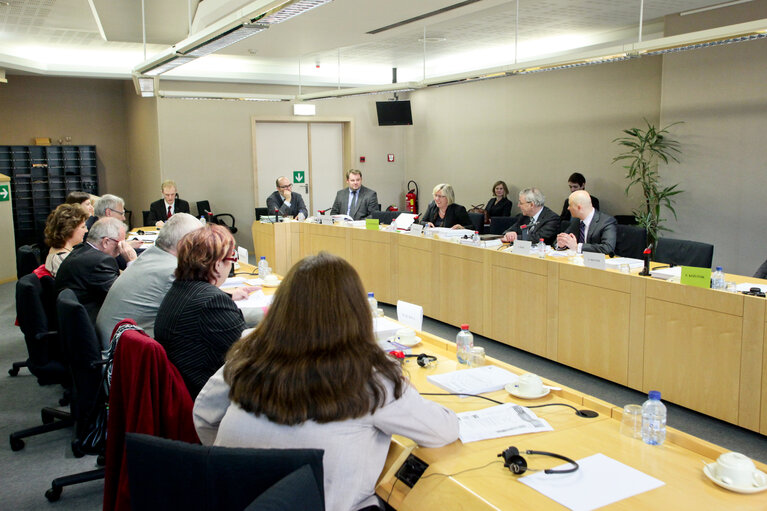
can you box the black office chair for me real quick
[467,212,484,234]
[44,289,108,502]
[16,244,42,279]
[125,433,325,511]
[142,210,152,226]
[370,210,400,225]
[654,238,714,268]
[197,200,238,234]
[124,210,132,230]
[255,207,270,221]
[558,218,571,234]
[488,216,517,235]
[614,214,638,225]
[614,225,647,260]
[9,275,73,452]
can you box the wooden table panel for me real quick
[644,298,742,423]
[351,229,395,304]
[557,279,631,384]
[396,238,437,316]
[490,265,548,356]
[437,243,486,332]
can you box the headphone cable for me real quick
[419,392,598,417]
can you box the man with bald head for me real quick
[556,190,617,255]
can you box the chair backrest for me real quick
[196,200,212,217]
[614,214,638,225]
[56,288,105,431]
[17,244,42,278]
[142,210,151,226]
[654,238,714,268]
[615,225,647,260]
[488,216,516,235]
[255,207,269,221]
[370,210,399,225]
[125,433,325,511]
[467,212,484,234]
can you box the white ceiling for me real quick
[0,0,752,85]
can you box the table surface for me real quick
[376,330,767,510]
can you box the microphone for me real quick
[274,207,280,224]
[639,245,652,276]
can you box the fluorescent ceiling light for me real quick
[183,23,268,57]
[259,0,333,24]
[158,90,292,101]
[298,83,417,101]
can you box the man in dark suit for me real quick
[501,188,560,245]
[148,179,191,227]
[557,190,617,255]
[560,172,600,221]
[56,217,137,324]
[330,169,378,220]
[265,176,308,218]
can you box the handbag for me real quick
[468,204,490,225]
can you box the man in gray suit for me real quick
[95,213,202,347]
[556,190,617,255]
[330,169,378,220]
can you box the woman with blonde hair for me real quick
[43,203,89,276]
[194,252,458,511]
[419,183,472,229]
[485,180,513,217]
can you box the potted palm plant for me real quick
[612,120,683,253]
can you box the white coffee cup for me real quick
[714,452,767,488]
[515,373,544,396]
[264,274,279,285]
[395,328,417,345]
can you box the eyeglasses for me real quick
[223,251,238,263]
[434,194,446,199]
[105,237,123,245]
[278,184,293,189]
[107,207,126,217]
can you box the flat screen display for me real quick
[376,100,413,126]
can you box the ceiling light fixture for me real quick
[158,90,292,101]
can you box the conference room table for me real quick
[251,220,767,436]
[375,331,767,510]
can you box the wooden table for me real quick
[375,333,767,510]
[251,221,767,435]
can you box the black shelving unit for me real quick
[0,145,98,248]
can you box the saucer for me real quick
[703,463,767,494]
[261,280,280,288]
[505,383,550,400]
[386,335,421,347]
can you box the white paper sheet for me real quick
[736,282,767,293]
[220,277,247,289]
[520,453,665,511]
[427,365,518,395]
[234,289,273,309]
[457,403,553,442]
[605,257,644,269]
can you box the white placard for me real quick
[583,251,606,270]
[396,300,423,331]
[481,239,503,249]
[409,223,423,234]
[511,239,532,255]
[237,246,249,266]
[320,217,333,225]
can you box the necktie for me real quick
[578,221,586,243]
[347,190,357,216]
[167,206,172,219]
[522,218,533,241]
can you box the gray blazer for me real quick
[330,185,378,220]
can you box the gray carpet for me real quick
[2,281,765,509]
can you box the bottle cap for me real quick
[260,256,266,260]
[460,323,469,330]
[368,292,374,297]
[649,390,661,400]
[716,266,723,271]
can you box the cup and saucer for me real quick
[387,328,421,348]
[703,452,767,494]
[505,373,550,399]
[261,274,280,287]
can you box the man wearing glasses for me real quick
[501,188,561,245]
[56,217,137,325]
[266,176,308,219]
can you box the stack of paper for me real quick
[427,365,518,395]
[650,266,681,280]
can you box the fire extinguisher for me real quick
[405,180,418,214]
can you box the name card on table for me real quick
[681,266,711,288]
[409,223,423,234]
[583,251,606,270]
[365,218,379,230]
[397,300,424,331]
[237,246,249,266]
[320,217,333,225]
[511,240,532,255]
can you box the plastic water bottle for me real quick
[423,224,431,238]
[258,256,270,278]
[367,292,377,315]
[641,390,667,446]
[199,215,206,226]
[472,231,480,245]
[456,324,474,365]
[537,238,546,258]
[711,266,725,290]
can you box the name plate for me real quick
[365,218,379,230]
[511,240,532,255]
[410,224,423,234]
[320,217,333,225]
[583,251,606,270]
[482,239,503,249]
[681,266,711,288]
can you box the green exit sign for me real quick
[293,171,305,184]
[0,183,9,202]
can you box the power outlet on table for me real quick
[395,454,429,488]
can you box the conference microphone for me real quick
[274,207,280,223]
[639,245,652,276]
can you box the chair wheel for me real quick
[9,367,19,376]
[71,439,85,458]
[41,410,55,424]
[10,436,25,451]
[45,487,62,502]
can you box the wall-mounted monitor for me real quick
[376,100,413,126]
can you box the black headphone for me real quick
[498,446,579,475]
[404,353,437,368]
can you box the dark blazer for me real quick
[754,258,767,279]
[564,209,617,255]
[55,242,120,325]
[330,185,378,220]
[485,197,513,217]
[265,190,308,218]
[154,280,245,399]
[561,195,599,221]
[420,202,472,229]
[503,206,560,245]
[148,198,191,225]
